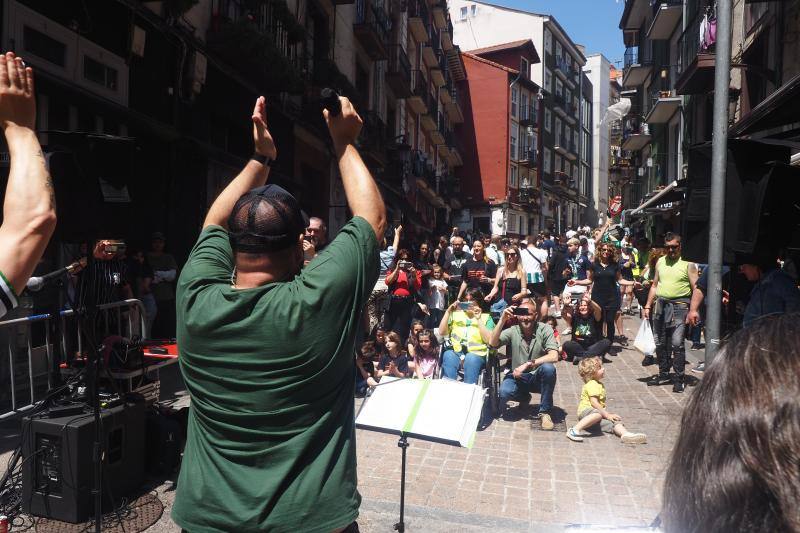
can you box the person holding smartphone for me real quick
[489,299,560,430]
[438,287,494,384]
[384,248,422,340]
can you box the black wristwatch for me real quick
[251,152,274,167]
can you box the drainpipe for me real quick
[507,70,522,236]
[538,91,545,234]
[705,0,733,365]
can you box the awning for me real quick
[628,180,680,216]
[729,73,800,139]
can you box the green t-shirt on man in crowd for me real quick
[172,217,379,533]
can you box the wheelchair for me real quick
[435,342,503,422]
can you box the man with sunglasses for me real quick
[643,233,698,392]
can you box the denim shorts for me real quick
[578,407,621,434]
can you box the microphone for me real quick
[320,88,342,117]
[26,258,86,292]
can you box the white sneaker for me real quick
[621,432,647,444]
[566,427,584,442]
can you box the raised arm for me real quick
[204,97,276,229]
[324,98,387,240]
[391,225,402,251]
[0,52,57,296]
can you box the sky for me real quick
[481,0,627,67]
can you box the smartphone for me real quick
[513,307,530,316]
[458,301,470,310]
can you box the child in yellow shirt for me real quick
[566,357,647,444]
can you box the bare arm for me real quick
[0,52,57,296]
[688,262,699,292]
[204,97,275,229]
[644,268,660,319]
[533,349,559,366]
[457,280,467,301]
[325,98,387,240]
[391,225,402,251]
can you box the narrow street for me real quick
[354,313,700,531]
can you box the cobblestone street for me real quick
[355,314,701,531]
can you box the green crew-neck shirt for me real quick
[172,217,379,533]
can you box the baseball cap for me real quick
[227,184,309,253]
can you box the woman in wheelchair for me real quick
[438,287,495,384]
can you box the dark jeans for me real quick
[385,296,414,342]
[499,363,557,414]
[653,302,689,377]
[562,338,612,361]
[601,306,618,342]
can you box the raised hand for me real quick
[0,52,35,132]
[323,96,362,148]
[252,96,277,159]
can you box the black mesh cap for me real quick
[227,184,309,253]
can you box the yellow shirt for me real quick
[578,379,606,416]
[655,256,692,299]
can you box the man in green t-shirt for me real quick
[488,299,560,430]
[172,96,386,532]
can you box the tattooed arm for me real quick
[0,52,56,296]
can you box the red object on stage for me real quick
[608,195,623,217]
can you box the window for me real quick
[555,118,562,139]
[510,132,517,160]
[545,69,552,92]
[519,216,526,236]
[511,86,518,117]
[556,41,562,58]
[83,56,118,90]
[555,154,562,173]
[510,164,518,188]
[470,4,476,16]
[545,108,552,132]
[23,26,67,67]
[555,79,563,97]
[459,6,467,20]
[520,57,529,79]
[544,29,552,53]
[564,89,571,105]
[543,147,552,173]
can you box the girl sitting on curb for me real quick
[567,357,647,444]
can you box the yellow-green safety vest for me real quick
[448,310,491,357]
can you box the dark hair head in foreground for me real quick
[662,313,800,533]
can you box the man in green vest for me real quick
[643,233,698,392]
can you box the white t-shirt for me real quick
[426,278,448,310]
[521,247,548,284]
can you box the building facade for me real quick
[583,54,612,225]
[448,0,593,233]
[0,0,465,263]
[454,40,540,238]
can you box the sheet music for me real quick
[356,378,484,448]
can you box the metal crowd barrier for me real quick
[0,298,147,421]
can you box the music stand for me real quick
[355,378,485,532]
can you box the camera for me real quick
[512,307,530,316]
[398,260,413,270]
[458,301,471,311]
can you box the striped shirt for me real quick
[0,271,18,319]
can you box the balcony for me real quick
[440,75,452,105]
[431,0,447,29]
[437,130,451,157]
[448,137,463,167]
[556,137,577,161]
[206,6,304,94]
[445,85,464,123]
[553,94,567,118]
[645,65,681,124]
[519,105,536,127]
[407,0,430,43]
[647,0,682,40]
[565,103,578,125]
[430,55,446,87]
[621,121,652,151]
[430,112,446,145]
[421,28,440,68]
[622,46,653,88]
[554,136,568,157]
[420,100,437,131]
[441,19,454,51]
[358,111,386,166]
[675,10,716,95]
[519,147,537,168]
[408,70,430,114]
[386,45,412,98]
[354,0,390,59]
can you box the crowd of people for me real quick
[353,218,800,443]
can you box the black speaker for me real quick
[681,140,796,264]
[21,402,145,523]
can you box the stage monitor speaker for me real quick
[21,402,145,524]
[681,140,795,264]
